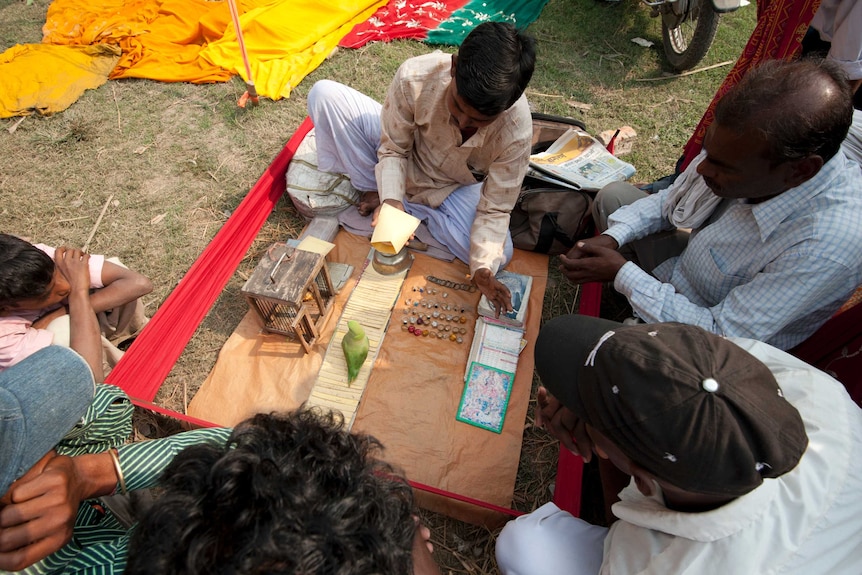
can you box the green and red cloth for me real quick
[339,0,549,48]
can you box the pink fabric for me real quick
[0,316,54,371]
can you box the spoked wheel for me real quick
[660,0,721,72]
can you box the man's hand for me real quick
[53,247,91,295]
[371,199,405,227]
[358,191,381,217]
[0,449,117,571]
[53,247,104,381]
[559,236,626,285]
[0,453,84,571]
[535,386,593,462]
[472,268,512,317]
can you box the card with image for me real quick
[456,362,515,434]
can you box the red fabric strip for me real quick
[409,480,525,517]
[550,281,601,517]
[106,117,315,400]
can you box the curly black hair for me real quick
[0,234,55,311]
[455,21,537,117]
[125,409,416,575]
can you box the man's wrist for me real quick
[470,268,492,284]
[600,231,621,250]
[72,452,123,500]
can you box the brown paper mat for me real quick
[189,230,548,525]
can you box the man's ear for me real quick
[629,462,656,497]
[450,54,457,77]
[784,155,824,188]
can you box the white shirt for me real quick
[811,0,862,81]
[602,339,862,574]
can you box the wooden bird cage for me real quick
[241,243,335,353]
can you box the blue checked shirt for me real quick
[604,152,862,350]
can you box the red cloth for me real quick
[339,0,468,48]
[105,118,314,401]
[681,0,822,169]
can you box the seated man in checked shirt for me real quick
[559,58,862,351]
[307,22,536,317]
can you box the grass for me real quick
[0,0,756,572]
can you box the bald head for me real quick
[714,59,853,165]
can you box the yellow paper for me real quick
[370,203,420,255]
[296,236,335,256]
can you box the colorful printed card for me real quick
[456,362,515,434]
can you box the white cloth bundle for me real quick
[662,149,722,229]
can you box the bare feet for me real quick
[358,191,380,216]
[412,519,442,575]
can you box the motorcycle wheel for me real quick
[661,1,721,72]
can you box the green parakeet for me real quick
[341,320,369,385]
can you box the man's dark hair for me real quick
[454,22,537,117]
[714,58,853,164]
[0,234,55,311]
[126,409,416,575]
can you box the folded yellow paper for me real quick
[370,203,420,255]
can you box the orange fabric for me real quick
[838,285,862,315]
[0,43,120,118]
[40,0,386,97]
[42,0,238,84]
[681,0,822,168]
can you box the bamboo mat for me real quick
[306,250,408,427]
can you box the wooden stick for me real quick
[526,90,565,98]
[633,60,735,82]
[112,84,121,133]
[7,116,26,134]
[83,194,114,253]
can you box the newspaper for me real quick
[529,128,636,191]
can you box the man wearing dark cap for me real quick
[496,316,862,574]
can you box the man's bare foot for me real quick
[358,191,380,216]
[412,519,442,575]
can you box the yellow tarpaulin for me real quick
[0,43,121,118]
[39,0,387,99]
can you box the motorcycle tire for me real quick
[661,2,720,72]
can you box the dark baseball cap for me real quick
[536,316,808,497]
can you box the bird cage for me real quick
[241,243,335,353]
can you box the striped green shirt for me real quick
[8,384,231,575]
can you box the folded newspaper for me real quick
[529,128,636,191]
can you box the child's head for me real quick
[453,22,537,118]
[0,234,68,314]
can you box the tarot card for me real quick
[456,362,515,434]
